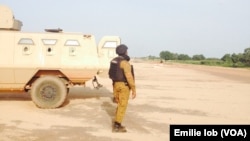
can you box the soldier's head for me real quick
[116,44,128,56]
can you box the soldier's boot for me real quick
[112,122,127,133]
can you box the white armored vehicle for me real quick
[0,5,120,108]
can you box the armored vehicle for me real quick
[0,5,120,108]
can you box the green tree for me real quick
[243,47,250,66]
[178,54,191,60]
[192,54,205,60]
[221,54,232,63]
[231,53,239,64]
[172,53,178,60]
[160,51,174,60]
[237,53,245,63]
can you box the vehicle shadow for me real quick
[0,92,31,101]
[67,86,112,99]
[0,86,114,108]
[62,86,114,107]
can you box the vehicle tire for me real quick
[30,76,67,108]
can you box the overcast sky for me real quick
[1,0,250,58]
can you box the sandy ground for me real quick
[0,61,250,141]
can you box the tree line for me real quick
[158,47,250,67]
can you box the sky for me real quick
[1,0,250,58]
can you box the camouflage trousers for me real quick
[113,82,130,123]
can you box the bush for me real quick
[200,60,224,66]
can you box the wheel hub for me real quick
[40,85,56,100]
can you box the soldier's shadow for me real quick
[66,86,117,123]
[101,101,116,123]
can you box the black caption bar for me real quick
[170,124,250,141]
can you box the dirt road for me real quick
[0,62,249,141]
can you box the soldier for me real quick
[108,44,136,133]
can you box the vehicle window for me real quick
[42,39,57,45]
[65,40,80,46]
[18,38,34,45]
[103,41,117,48]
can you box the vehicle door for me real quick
[40,37,61,67]
[97,36,121,69]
